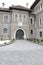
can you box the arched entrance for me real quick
[16,29,24,39]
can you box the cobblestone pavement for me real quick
[0,40,43,65]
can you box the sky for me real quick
[0,0,35,8]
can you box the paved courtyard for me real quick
[0,40,43,65]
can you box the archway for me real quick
[16,29,24,39]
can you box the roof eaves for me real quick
[30,0,40,9]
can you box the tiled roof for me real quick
[30,0,40,9]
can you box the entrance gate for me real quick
[16,29,24,39]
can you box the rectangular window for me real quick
[40,3,43,10]
[41,3,42,8]
[31,18,32,24]
[19,14,22,21]
[39,18,42,26]
[15,14,18,21]
[40,31,42,37]
[31,18,33,24]
[23,15,26,22]
[3,15,9,22]
[3,28,7,33]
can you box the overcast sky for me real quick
[0,0,35,8]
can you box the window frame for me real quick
[3,28,8,33]
[15,14,18,21]
[30,17,34,25]
[39,18,42,26]
[22,14,26,22]
[31,18,33,24]
[19,14,22,22]
[3,14,9,23]
[31,30,33,35]
[40,31,42,37]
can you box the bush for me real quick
[37,39,39,43]
[41,39,43,42]
[34,38,36,42]
[4,42,7,44]
[1,38,3,40]
[27,38,29,40]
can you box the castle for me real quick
[0,0,43,40]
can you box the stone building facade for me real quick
[0,0,43,40]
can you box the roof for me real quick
[9,5,31,11]
[0,8,11,12]
[0,5,31,12]
[30,0,40,9]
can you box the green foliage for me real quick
[41,39,43,42]
[34,38,36,42]
[37,39,39,43]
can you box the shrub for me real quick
[27,38,29,40]
[4,42,7,44]
[37,39,39,43]
[41,39,43,42]
[34,38,36,42]
[1,38,3,40]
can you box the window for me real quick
[15,14,18,21]
[39,18,42,26]
[40,31,42,37]
[19,14,22,21]
[23,15,26,21]
[24,15,25,18]
[3,15,9,22]
[31,30,33,34]
[40,3,43,10]
[3,28,7,33]
[31,18,32,24]
[41,3,42,8]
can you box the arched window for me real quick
[31,30,33,34]
[3,15,9,22]
[3,28,7,33]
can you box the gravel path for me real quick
[0,40,43,65]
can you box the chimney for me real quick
[26,3,28,8]
[2,3,5,8]
[12,4,14,7]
